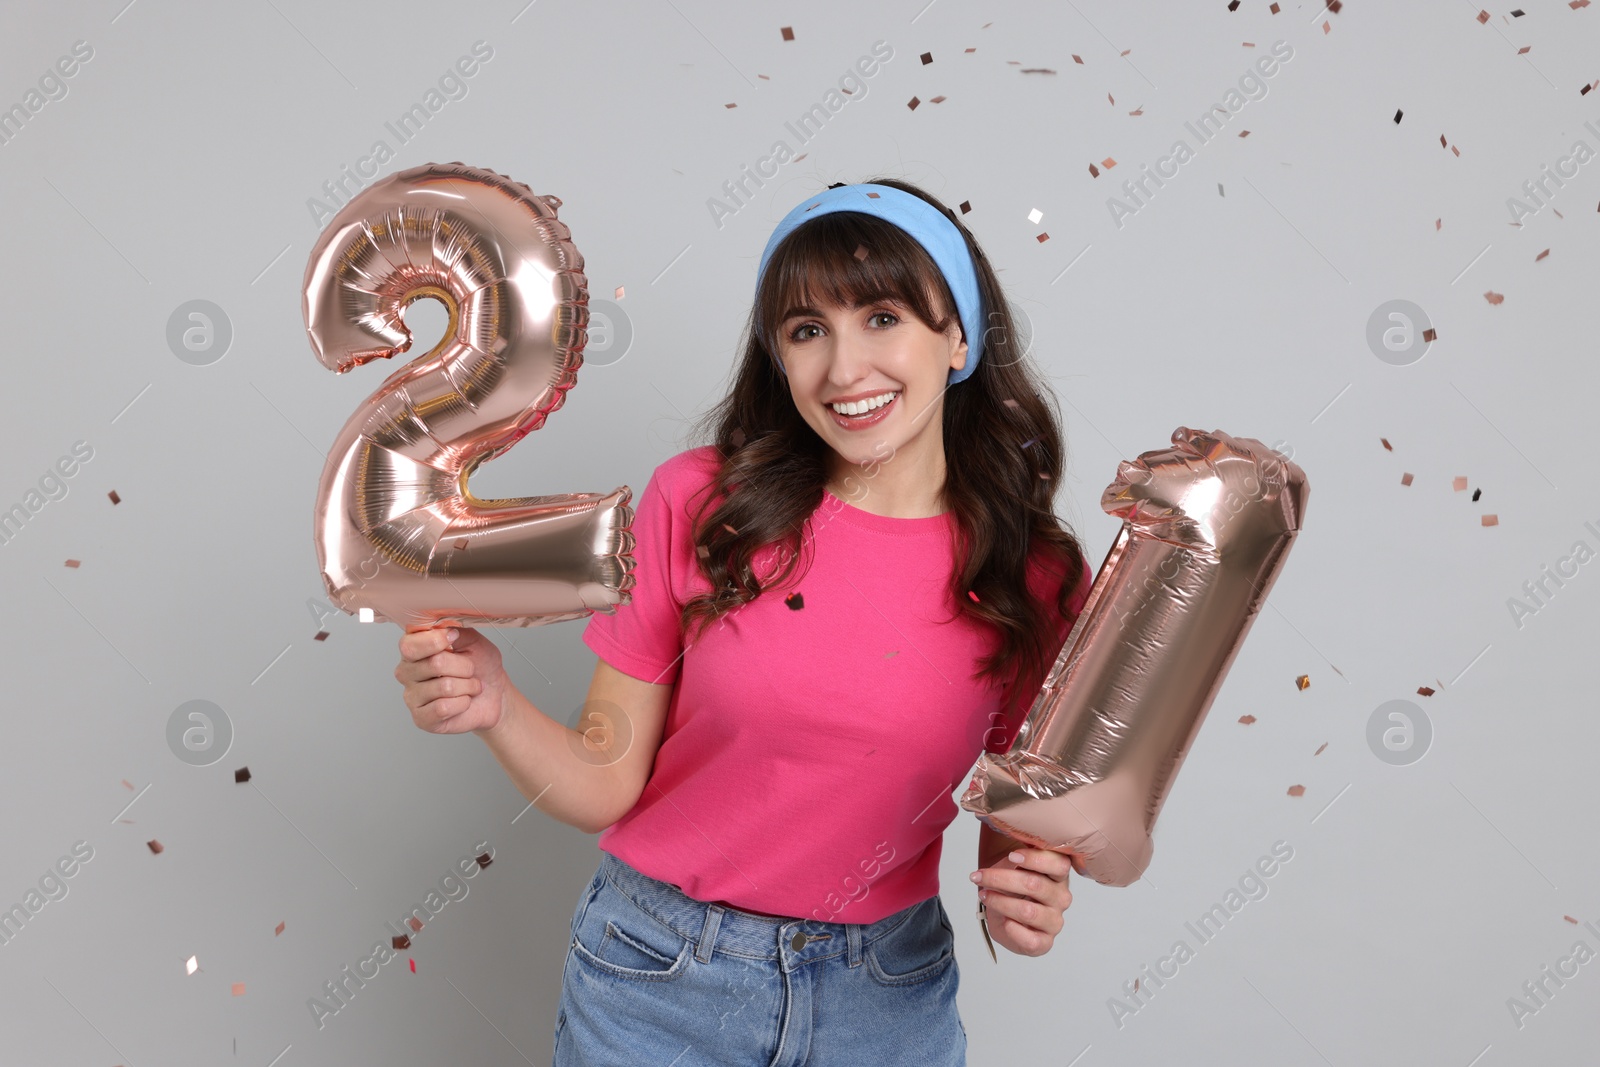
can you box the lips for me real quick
[827,391,899,431]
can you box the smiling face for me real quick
[775,289,969,481]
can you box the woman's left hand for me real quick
[971,847,1075,957]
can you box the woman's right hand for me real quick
[395,626,512,735]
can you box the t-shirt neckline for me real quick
[823,489,954,533]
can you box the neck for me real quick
[827,436,948,519]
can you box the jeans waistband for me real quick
[595,850,929,966]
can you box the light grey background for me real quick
[1,1,1596,1064]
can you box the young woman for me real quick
[395,177,1093,1065]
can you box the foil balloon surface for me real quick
[304,162,636,630]
[960,427,1308,886]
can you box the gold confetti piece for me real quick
[1536,248,1550,261]
[64,559,80,568]
[1422,327,1437,341]
[148,840,164,855]
[1401,472,1413,486]
[780,26,794,40]
[1482,514,1499,526]
[1381,437,1393,451]
[614,286,625,299]
[908,96,920,110]
[275,921,286,936]
[108,490,121,505]
[232,983,246,996]
[1238,714,1257,725]
[1417,686,1435,696]
[1295,674,1310,691]
[920,51,932,64]
[1314,742,1328,755]
[1453,476,1468,491]
[314,631,329,641]
[1287,784,1306,797]
[185,955,199,975]
[1484,291,1504,304]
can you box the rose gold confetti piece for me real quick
[1072,54,1083,64]
[920,51,932,64]
[615,286,625,299]
[930,95,947,103]
[65,559,80,568]
[1238,130,1250,137]
[1477,9,1490,22]
[1453,476,1468,491]
[478,851,493,868]
[1089,163,1100,178]
[1565,915,1579,924]
[964,47,976,53]
[410,958,417,973]
[234,766,251,784]
[1536,248,1550,261]
[1102,157,1117,168]
[1108,92,1114,105]
[1287,784,1306,797]
[408,917,424,933]
[780,26,794,40]
[123,779,134,790]
[1440,134,1448,148]
[1436,218,1442,230]
[852,244,871,262]
[453,538,468,551]
[793,153,807,163]
[1417,686,1435,696]
[1271,1,1280,10]
[1129,106,1143,115]
[1571,0,1588,7]
[1484,291,1504,304]
[1295,674,1310,691]
[314,631,329,641]
[1036,232,1050,243]
[393,934,410,950]
[1003,398,1019,408]
[1401,472,1413,486]
[1244,42,1256,48]
[1121,48,1131,55]
[1451,144,1461,156]
[1482,514,1499,526]
[1314,742,1328,755]
[185,955,199,975]
[696,544,710,559]
[108,490,120,504]
[1322,20,1331,33]
[1238,714,1257,724]
[908,96,920,110]
[1423,327,1437,342]
[1380,437,1393,451]
[721,523,738,536]
[276,921,286,936]
[1330,0,1342,10]
[148,840,164,854]
[232,983,246,996]
[1518,45,1530,53]
[959,200,971,214]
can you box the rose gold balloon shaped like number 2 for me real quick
[304,162,636,630]
[961,427,1308,886]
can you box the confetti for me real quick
[1089,163,1100,178]
[234,767,251,784]
[148,840,164,855]
[929,95,947,103]
[1002,398,1020,409]
[784,591,804,610]
[1401,472,1413,486]
[185,955,199,975]
[721,523,739,536]
[64,559,80,568]
[1518,46,1531,54]
[410,958,417,973]
[1482,514,1499,526]
[731,427,747,448]
[958,200,972,214]
[780,26,794,41]
[1477,9,1490,23]
[122,779,135,790]
[1295,674,1310,691]
[1453,476,1468,491]
[1565,915,1579,924]
[1322,20,1331,33]
[1238,714,1257,725]
[967,590,981,603]
[454,538,469,551]
[920,51,933,64]
[275,921,286,936]
[1472,488,1482,501]
[696,544,710,559]
[393,934,411,950]
[1422,327,1437,342]
[1436,218,1442,230]
[1417,686,1435,696]
[908,96,920,110]
[1394,109,1404,124]
[108,490,121,505]
[476,851,493,869]
[1381,438,1393,451]
[853,244,870,261]
[1036,232,1050,243]
[1314,742,1328,755]
[232,982,246,996]
[1536,248,1550,261]
[1072,54,1084,64]
[615,286,625,299]
[1102,157,1117,169]
[1028,208,1043,224]
[1287,784,1305,797]
[1484,291,1504,305]
[724,103,737,110]
[1238,130,1251,138]
[884,650,898,659]
[314,631,329,641]
[1271,1,1280,10]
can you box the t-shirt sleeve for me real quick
[581,465,687,686]
[984,547,1095,755]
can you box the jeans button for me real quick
[790,932,807,951]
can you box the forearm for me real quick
[474,683,624,834]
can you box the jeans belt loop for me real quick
[696,904,724,964]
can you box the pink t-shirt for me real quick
[582,445,1090,924]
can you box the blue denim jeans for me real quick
[553,850,967,1065]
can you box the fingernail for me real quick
[969,871,982,884]
[1008,851,1025,863]
[447,629,459,643]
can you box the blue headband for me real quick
[754,183,985,385]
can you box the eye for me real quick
[789,322,821,343]
[869,311,899,328]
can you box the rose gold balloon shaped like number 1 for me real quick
[303,161,636,630]
[960,427,1308,885]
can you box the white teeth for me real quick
[829,391,898,416]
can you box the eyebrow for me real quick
[779,297,901,324]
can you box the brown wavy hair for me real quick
[676,176,1088,705]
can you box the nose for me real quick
[823,327,873,390]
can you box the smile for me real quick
[827,391,899,430]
